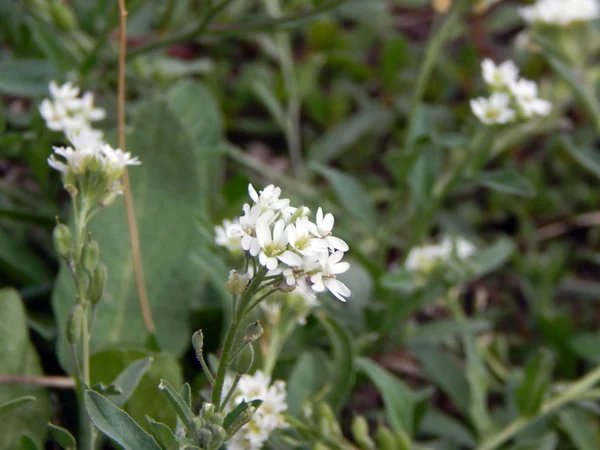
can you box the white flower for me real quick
[256,219,302,270]
[481,59,519,89]
[228,204,273,256]
[249,184,290,211]
[406,236,476,273]
[520,0,599,26]
[287,217,328,256]
[470,93,516,125]
[99,144,141,178]
[215,219,242,252]
[39,81,106,135]
[308,208,349,252]
[224,371,288,450]
[310,252,351,302]
[509,79,552,118]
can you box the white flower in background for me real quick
[509,79,552,117]
[215,184,351,302]
[470,93,516,125]
[39,81,106,135]
[309,208,349,252]
[310,252,351,302]
[256,218,303,270]
[520,0,599,26]
[406,236,476,273]
[224,371,288,450]
[215,219,242,252]
[481,59,519,89]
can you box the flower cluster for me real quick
[216,184,351,302]
[520,0,599,27]
[42,82,140,204]
[40,81,106,140]
[223,371,287,450]
[405,236,476,274]
[470,59,552,125]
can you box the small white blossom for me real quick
[215,219,242,252]
[224,371,288,450]
[520,0,599,26]
[470,93,516,125]
[481,59,519,89]
[287,217,328,256]
[509,79,552,118]
[309,208,349,252]
[228,204,273,257]
[39,81,106,135]
[405,236,476,273]
[249,184,290,212]
[256,219,303,270]
[310,252,351,302]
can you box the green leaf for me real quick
[48,423,76,450]
[561,136,600,180]
[516,349,555,417]
[0,59,60,97]
[570,333,600,363]
[91,349,182,431]
[53,83,223,371]
[0,288,50,449]
[145,416,179,450]
[223,399,263,430]
[413,348,470,415]
[475,169,535,197]
[419,409,476,447]
[559,407,599,450]
[308,105,393,163]
[469,238,515,279]
[106,357,153,408]
[180,383,192,408]
[84,390,162,450]
[356,357,415,436]
[311,163,377,227]
[317,314,355,412]
[380,268,416,293]
[251,81,286,132]
[0,227,51,285]
[408,146,442,204]
[157,379,194,435]
[0,396,36,418]
[287,352,321,416]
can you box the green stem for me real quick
[263,324,282,377]
[403,0,468,156]
[220,374,241,410]
[477,364,600,450]
[212,316,241,409]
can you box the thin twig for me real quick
[118,0,156,334]
[0,374,75,389]
[536,211,600,241]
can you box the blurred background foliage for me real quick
[2,0,600,448]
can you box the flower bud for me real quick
[49,1,77,31]
[375,426,398,450]
[99,190,119,207]
[67,303,85,344]
[82,240,100,275]
[317,403,341,436]
[210,412,225,427]
[89,262,107,305]
[53,223,73,260]
[351,416,374,450]
[236,345,254,375]
[226,270,250,295]
[396,431,411,450]
[192,330,204,354]
[243,320,263,343]
[201,402,215,420]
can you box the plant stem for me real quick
[403,0,468,156]
[477,364,600,450]
[211,316,241,409]
[117,0,156,335]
